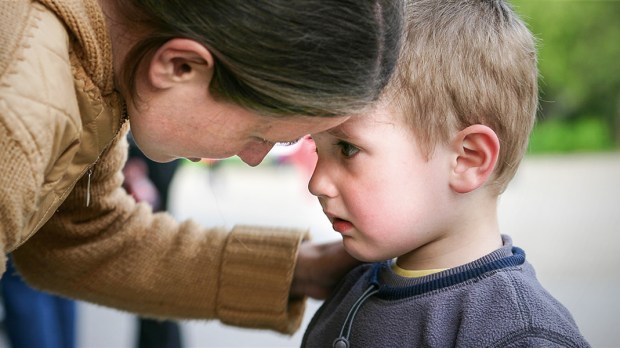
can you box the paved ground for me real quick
[4,152,620,347]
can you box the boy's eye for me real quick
[337,141,359,158]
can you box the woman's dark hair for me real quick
[115,0,403,117]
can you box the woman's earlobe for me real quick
[449,125,500,193]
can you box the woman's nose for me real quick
[237,142,274,167]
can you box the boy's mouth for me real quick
[331,217,353,234]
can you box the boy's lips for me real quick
[324,211,354,233]
[332,218,353,233]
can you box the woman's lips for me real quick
[332,218,353,233]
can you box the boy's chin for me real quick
[343,244,384,263]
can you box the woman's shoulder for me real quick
[0,0,80,144]
[1,2,71,80]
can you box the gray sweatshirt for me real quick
[302,236,590,347]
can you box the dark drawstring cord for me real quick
[332,284,379,348]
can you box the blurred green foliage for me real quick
[511,0,620,153]
[529,117,613,153]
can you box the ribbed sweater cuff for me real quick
[217,225,310,334]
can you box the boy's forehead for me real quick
[312,97,401,139]
[351,104,399,127]
[325,123,356,140]
[325,109,398,138]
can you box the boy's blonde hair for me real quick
[389,0,538,193]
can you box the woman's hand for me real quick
[291,240,361,299]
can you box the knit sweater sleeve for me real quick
[12,132,309,334]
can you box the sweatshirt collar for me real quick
[371,235,526,300]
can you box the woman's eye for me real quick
[337,141,359,158]
[275,138,301,146]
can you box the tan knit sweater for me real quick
[0,0,307,334]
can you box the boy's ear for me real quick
[147,38,215,90]
[449,124,500,193]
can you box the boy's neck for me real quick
[396,194,502,271]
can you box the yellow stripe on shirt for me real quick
[391,262,447,278]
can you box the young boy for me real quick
[302,0,590,347]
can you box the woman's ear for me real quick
[147,38,215,90]
[449,125,500,193]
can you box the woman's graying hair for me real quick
[115,0,404,117]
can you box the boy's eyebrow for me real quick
[326,127,352,139]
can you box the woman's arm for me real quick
[12,134,309,334]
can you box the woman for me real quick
[0,0,402,334]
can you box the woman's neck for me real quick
[97,0,138,87]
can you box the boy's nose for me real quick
[308,161,337,198]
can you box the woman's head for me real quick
[114,0,403,117]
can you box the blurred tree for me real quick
[511,0,620,150]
